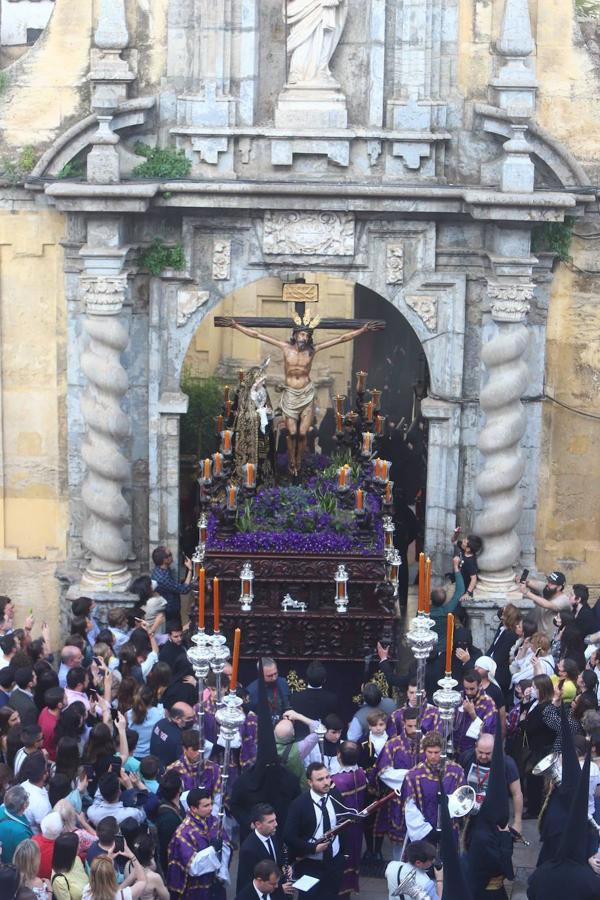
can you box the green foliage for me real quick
[0,72,9,95]
[57,158,86,180]
[132,142,191,179]
[237,504,255,533]
[576,0,600,17]
[180,374,225,459]
[322,449,361,481]
[139,239,186,276]
[532,217,574,263]
[1,145,38,184]
[315,484,337,514]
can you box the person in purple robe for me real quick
[167,787,231,899]
[167,730,221,795]
[377,707,424,845]
[453,670,498,755]
[240,708,258,770]
[387,679,441,738]
[403,731,465,850]
[330,741,367,896]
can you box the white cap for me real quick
[41,811,63,840]
[474,656,498,680]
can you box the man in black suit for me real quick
[284,762,347,898]
[290,662,337,739]
[158,621,189,671]
[234,859,284,899]
[236,803,293,898]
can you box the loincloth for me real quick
[278,381,315,421]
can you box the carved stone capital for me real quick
[177,289,210,327]
[80,275,128,315]
[487,282,534,322]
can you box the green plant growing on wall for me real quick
[1,145,39,184]
[576,0,600,17]
[139,239,186,276]
[18,146,37,174]
[532,217,574,263]
[57,158,87,180]
[180,373,225,459]
[132,142,191,179]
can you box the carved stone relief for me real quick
[406,294,438,332]
[386,244,405,285]
[487,282,535,323]
[263,211,355,256]
[213,240,231,281]
[177,289,210,327]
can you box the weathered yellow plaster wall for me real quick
[0,206,68,639]
[0,0,93,149]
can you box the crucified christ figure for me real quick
[223,318,384,475]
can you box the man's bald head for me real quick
[61,645,84,668]
[274,719,294,742]
[475,733,494,764]
[170,703,195,728]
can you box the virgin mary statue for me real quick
[286,0,348,87]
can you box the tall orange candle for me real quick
[335,395,345,415]
[385,480,393,503]
[203,458,211,480]
[445,613,455,675]
[231,628,241,691]
[424,557,431,615]
[213,452,222,476]
[225,399,232,418]
[223,385,230,403]
[375,414,383,435]
[213,577,220,632]
[418,551,425,612]
[222,431,232,453]
[198,567,205,629]
[216,415,223,434]
[336,412,343,432]
[371,389,381,410]
[355,488,364,512]
[365,400,374,422]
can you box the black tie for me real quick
[320,797,333,860]
[266,837,275,860]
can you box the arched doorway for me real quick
[177,274,430,604]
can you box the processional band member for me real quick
[403,731,465,847]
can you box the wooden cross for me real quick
[214,279,386,332]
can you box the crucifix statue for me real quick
[216,281,385,476]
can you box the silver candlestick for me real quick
[210,632,230,707]
[315,721,327,763]
[405,611,438,763]
[215,692,245,838]
[433,673,461,763]
[187,629,212,766]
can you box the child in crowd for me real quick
[360,709,389,861]
[322,713,344,774]
[453,527,483,599]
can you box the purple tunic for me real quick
[168,755,221,795]
[387,703,441,738]
[240,710,257,770]
[331,767,367,896]
[453,691,498,755]
[376,733,422,841]
[404,761,465,838]
[167,812,226,900]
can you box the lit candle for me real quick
[371,389,381,410]
[356,371,367,394]
[231,628,241,691]
[424,557,431,615]
[365,400,374,422]
[238,370,245,384]
[225,399,232,418]
[223,385,230,403]
[216,415,223,435]
[242,578,250,595]
[199,520,208,543]
[355,488,364,512]
[336,412,343,433]
[227,485,238,509]
[362,432,374,455]
[381,460,391,480]
[385,480,393,504]
[213,577,220,632]
[203,458,212,481]
[418,551,425,612]
[213,452,222,476]
[335,395,345,415]
[338,466,347,489]
[198,567,205,630]
[337,579,345,600]
[375,415,384,436]
[445,613,455,675]
[222,430,232,454]
[245,463,255,488]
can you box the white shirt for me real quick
[386,861,437,900]
[22,781,52,833]
[309,789,340,859]
[255,831,276,859]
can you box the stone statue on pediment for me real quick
[286,0,348,87]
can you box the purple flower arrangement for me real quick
[207,471,384,556]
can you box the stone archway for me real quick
[147,229,466,584]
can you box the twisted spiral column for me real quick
[79,275,131,591]
[474,283,534,594]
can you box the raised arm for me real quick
[314,320,384,353]
[222,317,288,349]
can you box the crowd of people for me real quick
[0,546,598,899]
